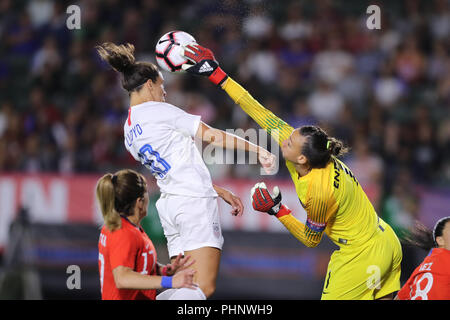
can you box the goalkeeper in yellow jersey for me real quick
[181,44,402,300]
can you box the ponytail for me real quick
[96,169,148,232]
[96,42,136,75]
[401,221,434,251]
[402,217,450,251]
[96,42,159,92]
[96,173,122,232]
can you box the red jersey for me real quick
[98,216,158,300]
[398,248,450,300]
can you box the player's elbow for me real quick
[304,241,320,248]
[112,267,129,289]
[292,235,320,248]
[204,128,225,146]
[302,236,322,248]
[114,274,127,289]
[114,277,125,289]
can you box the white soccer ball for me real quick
[155,30,196,73]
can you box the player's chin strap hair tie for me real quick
[326,140,331,150]
[111,174,118,185]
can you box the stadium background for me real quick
[0,0,449,299]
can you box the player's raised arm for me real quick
[250,182,334,248]
[182,44,294,146]
[196,121,276,174]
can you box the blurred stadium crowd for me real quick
[0,0,449,238]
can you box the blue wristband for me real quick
[161,276,173,289]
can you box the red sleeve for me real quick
[108,229,138,271]
[397,264,421,300]
[397,277,413,300]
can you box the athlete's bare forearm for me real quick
[113,266,163,290]
[196,121,265,154]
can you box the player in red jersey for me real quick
[396,216,450,300]
[96,169,196,300]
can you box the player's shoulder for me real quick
[300,173,332,207]
[108,219,141,240]
[132,101,169,112]
[127,102,187,129]
[134,101,187,117]
[429,248,450,266]
[332,157,348,172]
[308,161,335,188]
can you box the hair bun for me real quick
[327,137,346,157]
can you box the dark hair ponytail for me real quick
[298,126,348,168]
[96,42,159,92]
[402,217,450,251]
[327,137,347,158]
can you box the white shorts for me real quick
[155,193,224,258]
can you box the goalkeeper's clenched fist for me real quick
[251,182,291,217]
[181,43,228,86]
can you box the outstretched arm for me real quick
[196,120,277,174]
[196,121,267,155]
[182,44,294,146]
[221,77,294,146]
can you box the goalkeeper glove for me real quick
[251,182,291,216]
[181,43,228,86]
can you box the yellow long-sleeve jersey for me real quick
[222,77,381,249]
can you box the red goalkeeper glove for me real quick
[251,182,291,217]
[181,43,228,86]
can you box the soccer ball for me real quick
[155,31,196,73]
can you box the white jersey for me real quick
[124,101,217,198]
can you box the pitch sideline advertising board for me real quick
[0,173,448,251]
[0,174,445,299]
[0,174,311,251]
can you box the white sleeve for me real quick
[163,103,201,137]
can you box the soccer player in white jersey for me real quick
[96,43,276,300]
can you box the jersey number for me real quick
[411,272,434,300]
[138,144,171,179]
[98,251,155,293]
[140,251,155,275]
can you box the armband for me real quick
[306,218,326,233]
